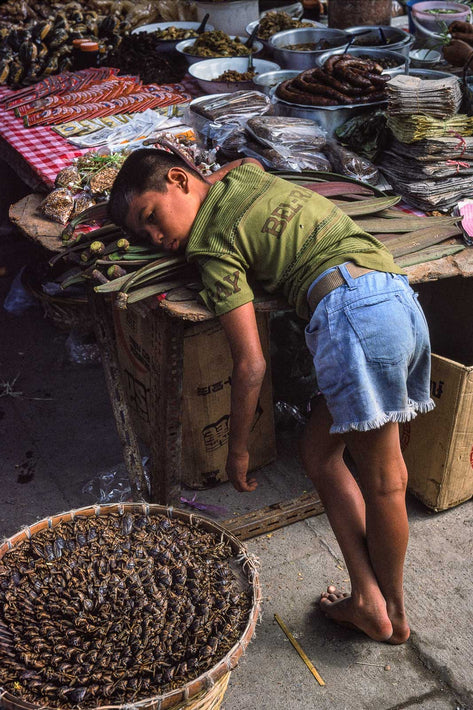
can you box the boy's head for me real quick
[108,148,209,252]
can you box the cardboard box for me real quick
[113,301,276,489]
[401,278,473,511]
[401,354,473,511]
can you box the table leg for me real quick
[147,309,184,506]
[88,290,148,501]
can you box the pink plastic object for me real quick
[455,199,473,245]
[412,1,472,34]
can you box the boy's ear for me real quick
[167,167,189,191]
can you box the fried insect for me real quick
[0,512,251,708]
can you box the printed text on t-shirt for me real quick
[261,188,309,239]
[214,270,242,301]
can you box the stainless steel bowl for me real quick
[245,18,323,54]
[252,69,300,95]
[346,25,415,58]
[272,91,386,135]
[390,67,457,80]
[269,28,350,70]
[176,36,263,65]
[315,47,408,77]
[408,48,443,68]
[131,21,214,53]
[188,57,281,94]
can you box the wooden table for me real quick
[10,193,473,537]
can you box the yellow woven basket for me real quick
[0,503,261,710]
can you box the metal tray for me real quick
[272,95,387,134]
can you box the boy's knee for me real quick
[366,461,408,499]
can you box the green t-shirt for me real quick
[185,164,404,320]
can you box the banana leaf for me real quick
[396,243,465,267]
[333,196,401,216]
[354,216,460,234]
[379,225,463,258]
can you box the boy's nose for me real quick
[151,229,163,245]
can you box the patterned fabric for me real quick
[0,86,90,190]
[186,164,403,319]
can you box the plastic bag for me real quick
[335,110,387,161]
[242,115,330,171]
[274,401,308,430]
[187,91,272,154]
[65,328,101,366]
[246,115,327,151]
[82,460,151,503]
[3,267,38,315]
[242,138,332,172]
[323,141,380,184]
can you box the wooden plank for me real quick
[222,491,324,541]
[9,193,63,252]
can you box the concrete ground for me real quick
[1,213,472,710]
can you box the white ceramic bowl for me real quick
[188,57,281,93]
[176,35,263,65]
[131,21,215,53]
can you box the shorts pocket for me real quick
[345,293,414,365]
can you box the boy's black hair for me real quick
[108,148,204,229]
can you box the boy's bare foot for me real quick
[385,603,411,645]
[319,586,394,642]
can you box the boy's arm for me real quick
[219,301,267,492]
[206,157,264,184]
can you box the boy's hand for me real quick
[226,450,258,492]
[443,39,473,66]
[449,20,473,35]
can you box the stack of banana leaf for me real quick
[53,171,464,309]
[52,202,196,308]
[277,172,464,269]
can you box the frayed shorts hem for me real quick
[329,398,436,435]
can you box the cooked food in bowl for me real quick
[256,10,315,39]
[154,26,199,40]
[186,30,251,57]
[284,41,331,51]
[356,53,402,68]
[215,69,257,82]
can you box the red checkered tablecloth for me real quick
[0,78,200,191]
[0,86,91,191]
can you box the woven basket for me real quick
[0,503,261,710]
[22,268,93,333]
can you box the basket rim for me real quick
[0,503,261,710]
[21,267,88,306]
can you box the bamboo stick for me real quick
[274,614,325,687]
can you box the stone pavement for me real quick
[1,227,472,710]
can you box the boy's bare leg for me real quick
[300,397,410,644]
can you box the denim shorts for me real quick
[305,263,435,435]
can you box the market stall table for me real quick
[9,192,473,532]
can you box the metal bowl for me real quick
[245,18,323,53]
[269,28,350,70]
[252,69,300,95]
[345,25,415,57]
[408,48,443,68]
[188,57,281,94]
[272,95,386,135]
[390,67,457,80]
[176,35,263,65]
[315,47,407,76]
[131,21,214,53]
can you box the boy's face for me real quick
[125,168,207,252]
